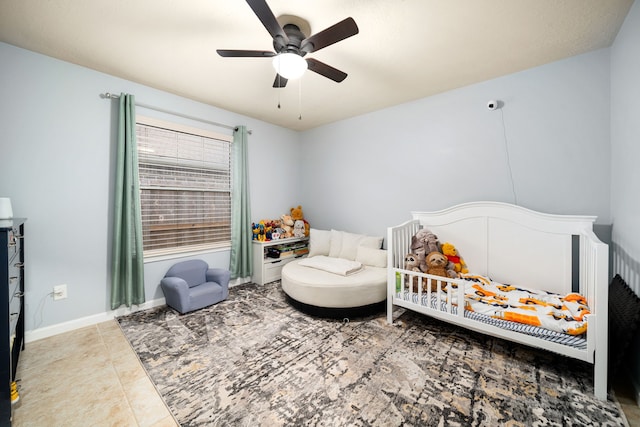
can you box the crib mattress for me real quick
[282,259,386,308]
[398,291,587,350]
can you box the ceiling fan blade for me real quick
[217,49,275,58]
[246,0,289,44]
[301,17,359,54]
[272,74,288,88]
[306,58,348,83]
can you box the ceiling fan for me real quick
[217,0,359,88]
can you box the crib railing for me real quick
[393,268,464,311]
[387,219,468,323]
[580,230,608,311]
[387,219,420,270]
[579,229,608,400]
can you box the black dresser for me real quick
[0,219,25,426]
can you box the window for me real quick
[136,117,232,257]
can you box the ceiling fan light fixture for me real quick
[272,53,307,80]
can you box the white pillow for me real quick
[356,246,387,268]
[328,229,343,258]
[338,231,384,261]
[308,229,332,257]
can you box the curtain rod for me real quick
[101,92,252,134]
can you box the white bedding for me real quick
[298,255,363,276]
[397,289,587,349]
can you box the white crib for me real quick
[386,201,609,400]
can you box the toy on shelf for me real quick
[252,206,310,241]
[257,221,267,242]
[293,219,305,238]
[281,214,294,238]
[291,205,304,221]
[290,205,310,237]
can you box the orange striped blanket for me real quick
[459,275,590,335]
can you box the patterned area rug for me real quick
[117,282,627,426]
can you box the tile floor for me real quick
[615,376,640,427]
[9,320,640,426]
[11,321,177,427]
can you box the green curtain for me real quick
[229,125,253,279]
[111,93,145,309]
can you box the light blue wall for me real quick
[611,0,640,400]
[0,16,634,357]
[611,1,640,262]
[300,49,612,239]
[0,42,301,331]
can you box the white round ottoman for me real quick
[281,258,387,317]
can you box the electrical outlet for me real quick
[53,284,67,300]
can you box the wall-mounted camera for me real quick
[487,100,500,110]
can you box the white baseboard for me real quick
[25,297,167,343]
[230,277,252,287]
[24,278,253,343]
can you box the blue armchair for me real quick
[160,259,230,314]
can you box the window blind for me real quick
[136,121,232,256]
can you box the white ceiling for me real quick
[0,0,633,131]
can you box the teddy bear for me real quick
[281,214,294,238]
[290,205,304,221]
[441,242,469,274]
[424,251,454,292]
[293,219,305,238]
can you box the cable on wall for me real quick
[489,100,518,205]
[101,92,252,134]
[32,291,54,330]
[500,108,518,205]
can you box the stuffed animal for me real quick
[404,253,422,293]
[281,214,294,238]
[424,251,452,292]
[290,205,304,221]
[303,219,310,237]
[411,228,440,269]
[441,242,469,274]
[404,253,421,271]
[293,219,305,238]
[416,228,440,253]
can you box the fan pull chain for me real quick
[298,79,302,120]
[276,64,282,109]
